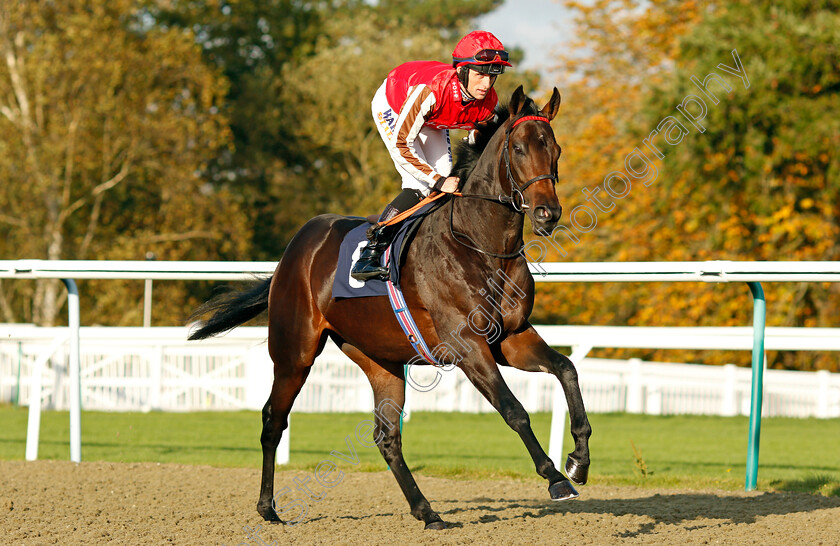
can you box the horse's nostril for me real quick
[535,206,551,219]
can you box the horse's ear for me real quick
[508,85,527,116]
[541,87,562,121]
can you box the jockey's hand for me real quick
[440,176,460,193]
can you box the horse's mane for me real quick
[450,96,542,182]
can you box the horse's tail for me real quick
[188,277,272,340]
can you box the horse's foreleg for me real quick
[459,347,579,501]
[256,366,311,522]
[498,326,591,485]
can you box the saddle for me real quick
[331,197,447,299]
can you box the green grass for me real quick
[1,406,838,496]
[0,406,263,467]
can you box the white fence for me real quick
[3,325,838,418]
[3,260,840,488]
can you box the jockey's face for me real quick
[465,69,497,100]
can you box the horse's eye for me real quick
[513,145,523,154]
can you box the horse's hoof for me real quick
[565,455,589,485]
[548,479,579,501]
[257,504,284,524]
[425,520,448,530]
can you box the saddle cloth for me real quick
[331,200,440,300]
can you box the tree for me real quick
[146,0,337,259]
[147,1,531,256]
[0,0,248,326]
[266,4,535,245]
[374,0,503,29]
[529,0,703,328]
[533,0,839,371]
[637,0,840,371]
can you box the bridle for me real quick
[502,115,558,212]
[449,114,559,259]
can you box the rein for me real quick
[448,114,557,259]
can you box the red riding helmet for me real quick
[452,30,512,75]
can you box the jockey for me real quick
[351,30,511,281]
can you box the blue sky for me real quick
[475,0,577,75]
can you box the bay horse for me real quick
[189,86,591,529]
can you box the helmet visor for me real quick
[470,63,506,75]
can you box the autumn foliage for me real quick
[531,0,840,371]
[1,1,838,372]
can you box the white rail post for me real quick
[143,279,153,327]
[25,279,82,462]
[816,369,830,418]
[744,282,766,491]
[277,414,290,465]
[549,345,591,471]
[62,279,82,463]
[25,334,70,461]
[626,358,644,413]
[24,353,46,461]
[722,364,738,416]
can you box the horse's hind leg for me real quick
[256,305,325,522]
[338,342,446,530]
[256,363,312,522]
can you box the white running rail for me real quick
[2,259,839,487]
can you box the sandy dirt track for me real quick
[2,460,839,545]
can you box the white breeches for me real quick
[371,80,452,196]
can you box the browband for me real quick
[511,115,550,130]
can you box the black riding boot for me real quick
[351,188,422,282]
[351,222,398,281]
